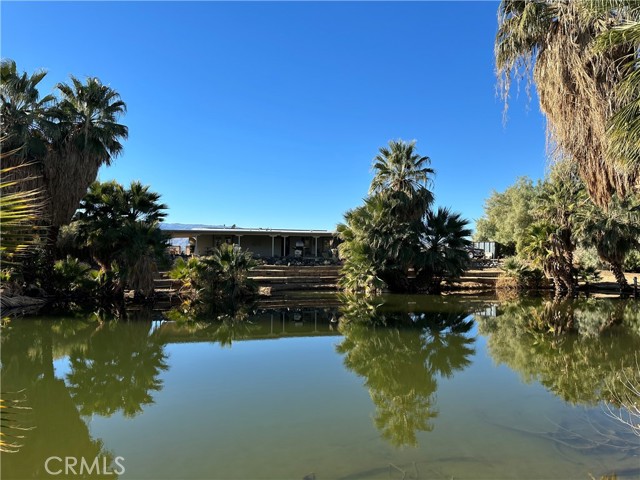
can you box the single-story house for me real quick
[163,226,338,258]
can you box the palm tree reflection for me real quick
[65,321,168,418]
[336,296,475,447]
[476,297,640,444]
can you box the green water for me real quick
[1,295,639,479]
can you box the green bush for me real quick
[169,244,258,308]
[498,256,545,290]
[624,250,640,273]
[574,246,604,270]
[51,255,96,296]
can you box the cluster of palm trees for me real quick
[503,162,640,296]
[337,140,471,293]
[1,60,128,236]
[169,243,258,315]
[71,181,169,301]
[0,60,174,305]
[496,0,640,207]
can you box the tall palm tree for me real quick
[595,6,640,183]
[496,0,640,206]
[577,195,640,290]
[46,76,128,229]
[0,59,55,161]
[1,61,128,256]
[369,139,434,212]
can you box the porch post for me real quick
[237,235,241,247]
[314,236,318,257]
[271,236,275,257]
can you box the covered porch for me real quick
[164,227,337,259]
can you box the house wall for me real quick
[241,235,273,257]
[189,233,335,257]
[194,235,214,255]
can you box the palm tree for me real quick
[46,76,128,229]
[521,222,574,295]
[417,207,472,291]
[74,181,168,300]
[576,195,640,290]
[1,61,128,257]
[205,243,258,300]
[0,144,47,267]
[496,1,640,206]
[0,59,55,161]
[533,163,587,275]
[595,10,640,184]
[369,139,434,213]
[337,194,421,292]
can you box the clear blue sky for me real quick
[2,1,548,231]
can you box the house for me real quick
[163,226,338,258]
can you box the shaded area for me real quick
[1,317,168,478]
[1,320,118,478]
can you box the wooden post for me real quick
[634,277,638,298]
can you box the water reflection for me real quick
[476,297,640,454]
[66,322,168,418]
[2,296,639,479]
[1,319,120,478]
[159,306,341,346]
[336,295,476,447]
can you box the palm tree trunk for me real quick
[610,262,630,290]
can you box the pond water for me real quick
[1,295,639,480]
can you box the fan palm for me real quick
[533,163,587,271]
[338,194,420,292]
[1,61,128,258]
[205,243,258,299]
[0,59,55,160]
[46,76,128,228]
[521,221,574,295]
[74,181,168,299]
[595,9,640,183]
[369,139,434,213]
[418,207,472,291]
[576,195,640,290]
[496,0,640,206]
[0,142,47,277]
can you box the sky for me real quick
[1,1,549,231]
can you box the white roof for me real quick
[163,226,336,236]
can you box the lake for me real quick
[1,295,639,479]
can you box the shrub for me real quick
[624,249,640,273]
[498,256,545,291]
[51,255,96,296]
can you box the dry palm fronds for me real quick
[497,1,640,207]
